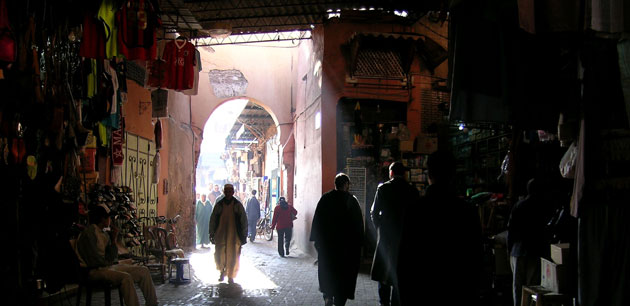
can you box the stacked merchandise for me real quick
[88,184,144,259]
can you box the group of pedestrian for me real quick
[73,149,548,306]
[310,150,483,306]
[201,182,301,284]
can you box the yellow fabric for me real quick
[98,122,108,147]
[98,0,121,59]
[214,200,241,278]
[87,59,97,98]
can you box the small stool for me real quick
[169,258,191,284]
[521,285,573,306]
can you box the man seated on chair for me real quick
[76,203,158,306]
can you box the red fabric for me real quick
[111,128,123,166]
[79,13,106,59]
[116,0,160,60]
[0,0,15,63]
[163,39,196,91]
[146,59,169,88]
[271,205,297,230]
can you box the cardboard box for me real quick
[81,172,100,192]
[541,257,568,293]
[80,148,97,172]
[493,245,511,277]
[399,140,414,152]
[415,136,438,154]
[551,243,570,265]
[85,131,97,148]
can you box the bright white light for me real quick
[235,124,245,139]
[458,123,465,131]
[394,10,408,17]
[213,167,228,181]
[188,251,277,290]
[315,112,321,130]
[313,60,321,77]
[230,139,258,144]
[327,13,340,19]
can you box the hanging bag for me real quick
[0,0,15,63]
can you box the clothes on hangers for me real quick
[163,38,196,91]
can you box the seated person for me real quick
[75,204,158,306]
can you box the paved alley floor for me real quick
[73,237,379,306]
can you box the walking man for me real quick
[398,151,482,305]
[370,162,420,306]
[245,190,261,242]
[209,184,248,284]
[310,173,364,306]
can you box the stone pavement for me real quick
[74,237,380,306]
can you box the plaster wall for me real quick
[165,91,196,250]
[125,69,196,250]
[191,43,299,149]
[292,29,324,257]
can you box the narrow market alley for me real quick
[47,238,379,306]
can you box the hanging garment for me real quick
[154,119,162,150]
[0,0,15,63]
[517,0,580,34]
[151,151,159,184]
[618,40,630,126]
[151,88,168,118]
[97,0,122,59]
[182,49,201,96]
[163,38,196,91]
[116,0,161,61]
[589,0,630,33]
[146,59,169,89]
[79,12,106,59]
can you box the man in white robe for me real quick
[209,184,248,283]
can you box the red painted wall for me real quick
[319,17,448,192]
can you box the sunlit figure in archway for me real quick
[209,184,248,284]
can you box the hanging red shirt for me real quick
[116,0,160,60]
[79,13,106,59]
[163,39,196,91]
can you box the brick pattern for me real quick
[421,89,450,133]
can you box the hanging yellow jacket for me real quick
[98,0,122,59]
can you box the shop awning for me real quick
[344,32,448,79]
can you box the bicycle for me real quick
[256,208,274,241]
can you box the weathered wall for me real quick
[191,43,299,149]
[124,76,196,251]
[165,91,196,250]
[292,28,324,256]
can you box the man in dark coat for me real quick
[195,193,213,247]
[310,173,364,306]
[398,151,482,306]
[245,190,261,242]
[370,162,420,306]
